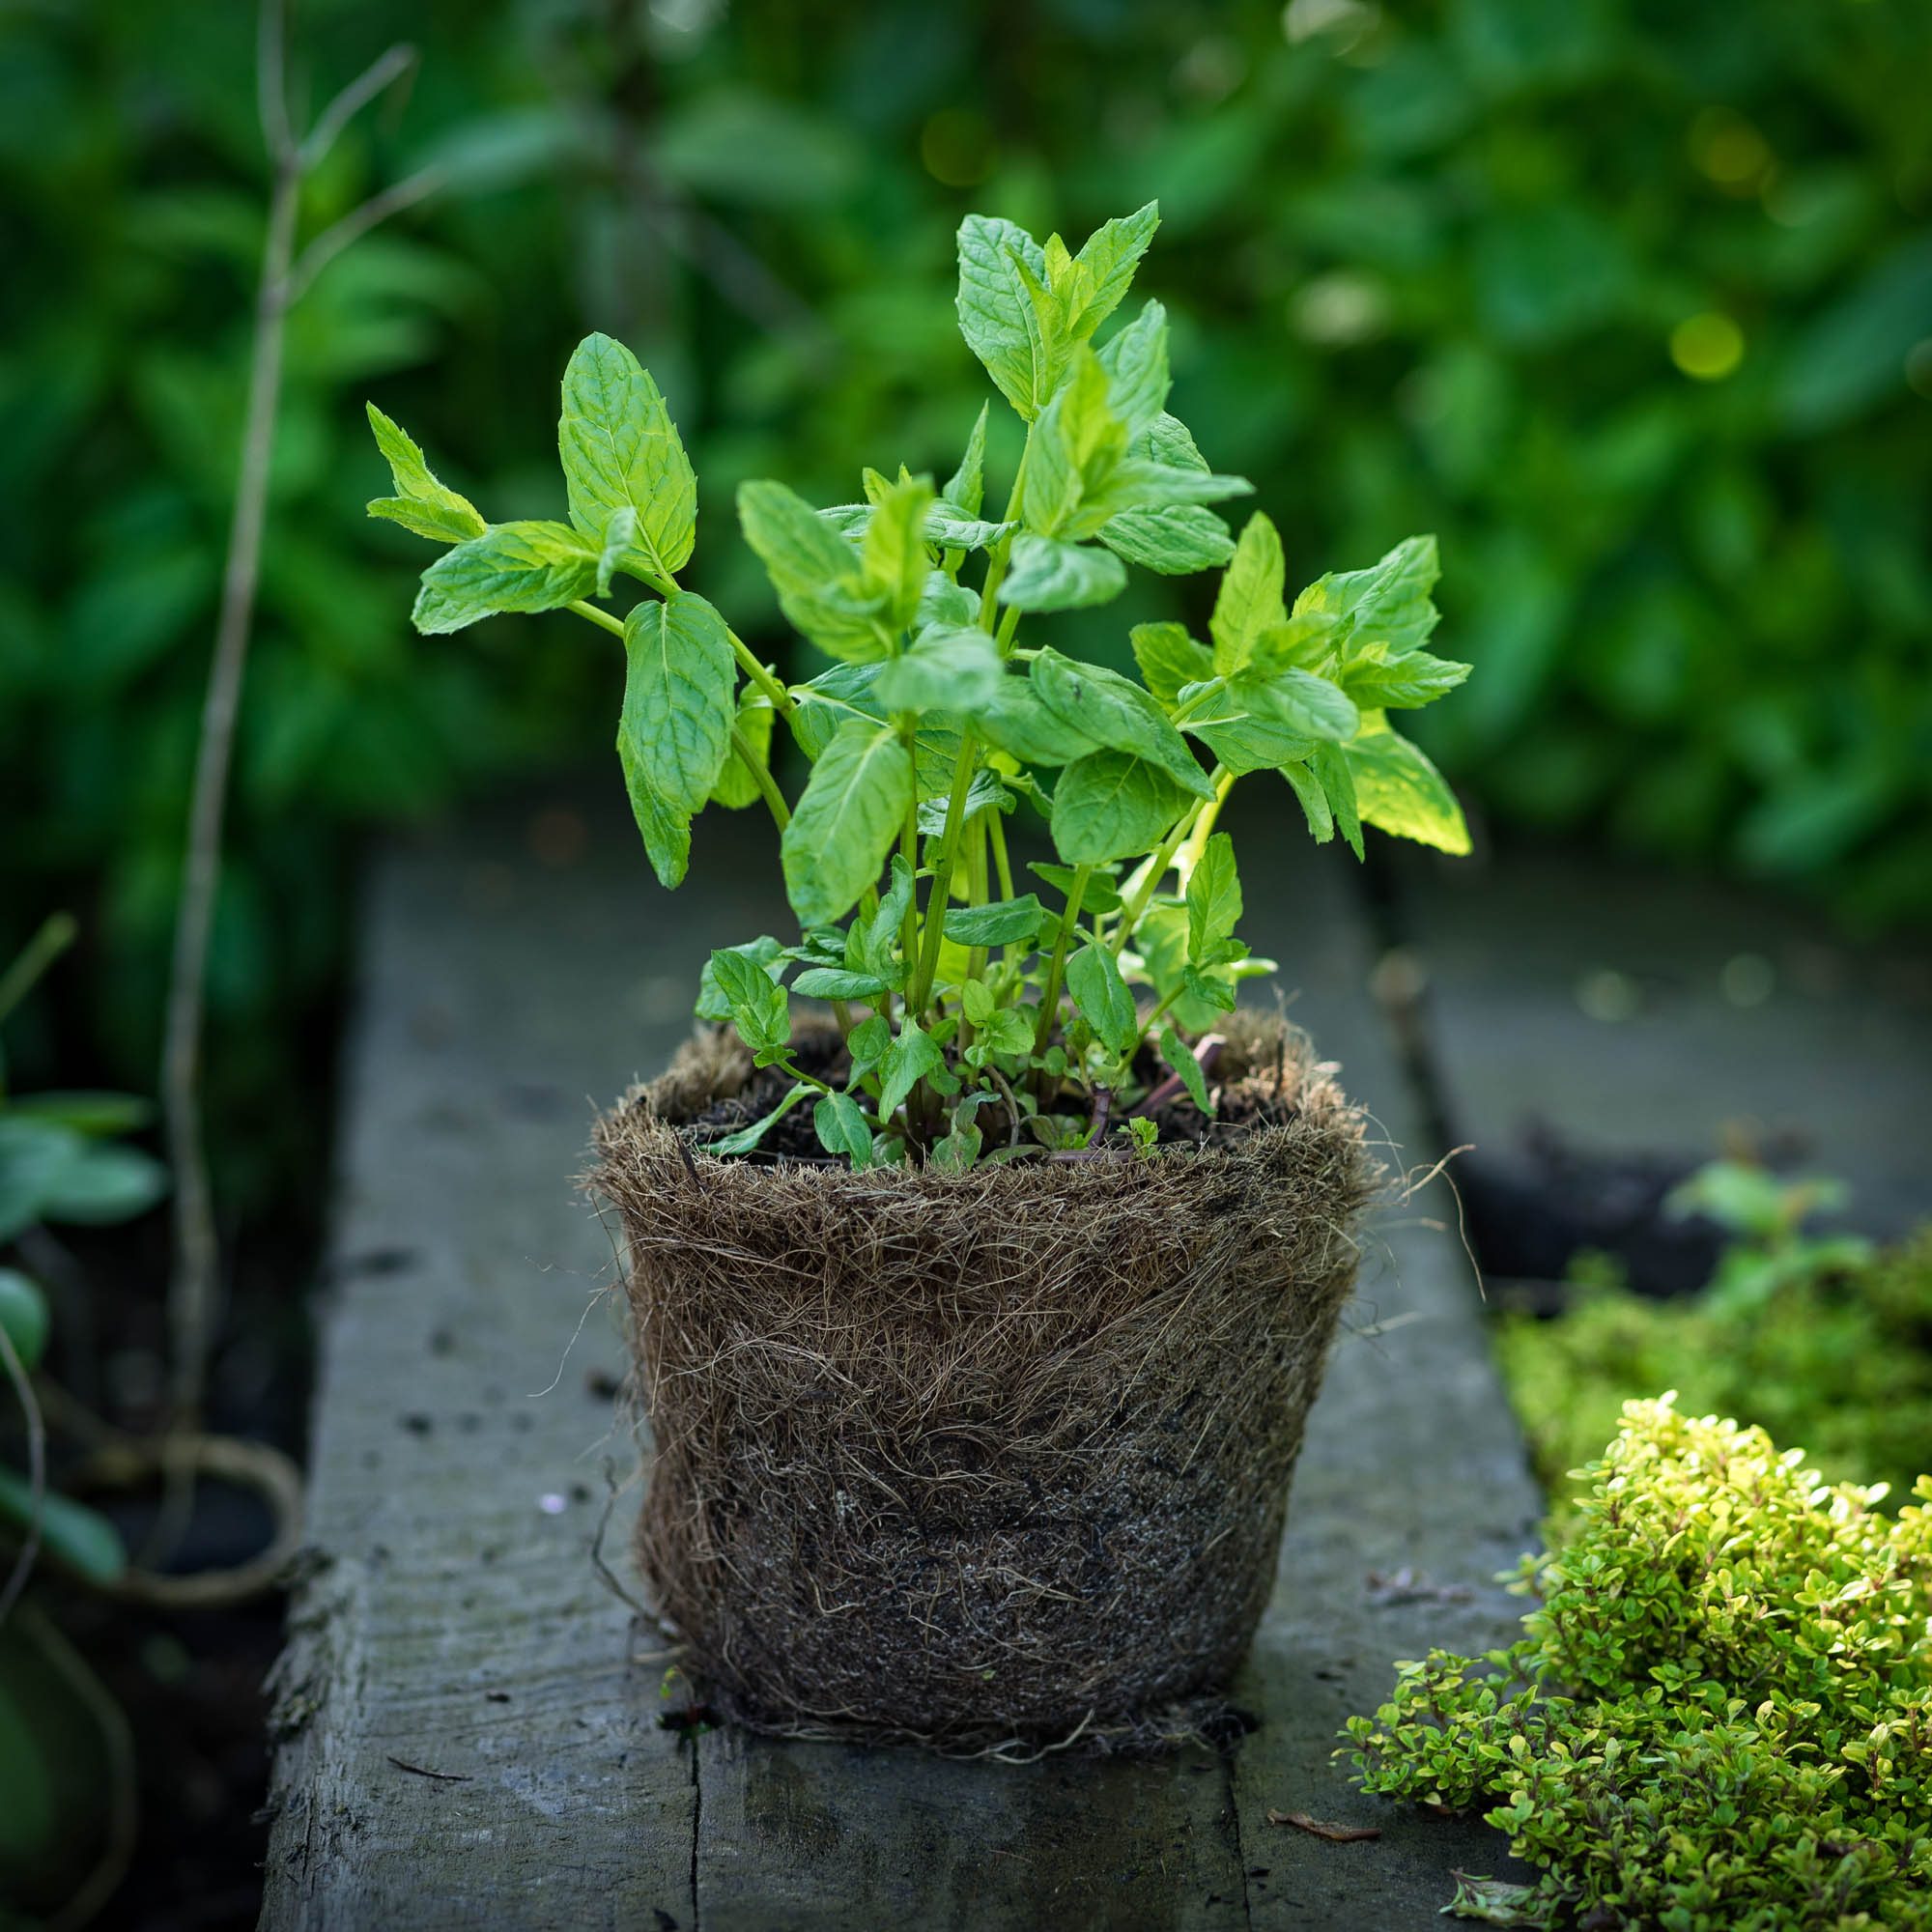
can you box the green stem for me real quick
[730,722,790,833]
[1032,863,1092,1059]
[726,628,797,721]
[1111,768,1231,954]
[908,728,980,1018]
[1172,769,1236,885]
[568,598,625,639]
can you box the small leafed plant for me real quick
[368,203,1472,1167]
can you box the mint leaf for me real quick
[1131,622,1214,708]
[365,403,487,544]
[874,625,1003,715]
[976,672,1101,766]
[1311,742,1363,860]
[1176,679,1313,776]
[710,690,775,810]
[1019,347,1130,539]
[955,214,1053,418]
[1065,940,1138,1056]
[1185,832,1242,964]
[1210,512,1287,676]
[0,1467,126,1586]
[617,590,736,887]
[878,1015,948,1119]
[1064,201,1160,341]
[412,521,600,633]
[813,1091,874,1169]
[558,332,697,578]
[925,503,1014,551]
[1029,861,1125,915]
[738,478,888,662]
[846,1013,891,1086]
[1342,645,1471,710]
[1157,1024,1213,1115]
[857,853,914,985]
[861,472,935,633]
[696,937,784,1021]
[942,401,989,518]
[781,718,914,924]
[1295,534,1440,656]
[998,534,1127,611]
[944,895,1046,948]
[929,1121,982,1171]
[1249,667,1359,743]
[706,1082,809,1154]
[917,768,1013,838]
[595,504,638,598]
[1031,648,1214,800]
[1050,751,1195,865]
[1100,503,1235,576]
[1344,714,1471,854]
[0,1267,49,1373]
[1095,298,1170,435]
[708,945,791,1059]
[790,966,889,1000]
[1281,759,1335,842]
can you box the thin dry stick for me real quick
[159,0,437,1435]
[0,1321,44,1627]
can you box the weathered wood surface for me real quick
[261,780,1540,1930]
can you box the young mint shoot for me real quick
[367,203,1475,1169]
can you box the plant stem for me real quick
[907,729,980,1018]
[568,598,626,638]
[0,911,76,1034]
[1173,768,1236,889]
[726,628,797,720]
[1032,863,1092,1058]
[1111,767,1231,955]
[729,722,790,833]
[160,96,300,1431]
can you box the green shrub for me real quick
[1498,1167,1932,1524]
[1346,1397,1932,1932]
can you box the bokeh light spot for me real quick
[1671,312,1745,382]
[920,108,997,188]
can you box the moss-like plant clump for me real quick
[1345,1397,1932,1931]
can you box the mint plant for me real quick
[368,203,1473,1167]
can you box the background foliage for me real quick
[4,0,1930,1203]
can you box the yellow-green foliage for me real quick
[1346,1398,1932,1932]
[1499,1227,1932,1532]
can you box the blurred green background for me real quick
[4,0,1929,1212]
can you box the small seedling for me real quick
[368,203,1473,1167]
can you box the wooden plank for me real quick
[262,778,1543,1929]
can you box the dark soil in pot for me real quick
[592,1010,1374,1755]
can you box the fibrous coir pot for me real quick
[592,1009,1372,1754]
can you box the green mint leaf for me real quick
[1017,346,1129,539]
[1210,511,1288,676]
[861,472,935,634]
[364,403,487,542]
[1100,503,1235,576]
[707,946,791,1057]
[738,478,888,663]
[705,1081,809,1154]
[791,967,889,1000]
[1248,667,1360,743]
[1281,758,1335,843]
[1032,648,1214,800]
[1095,298,1170,435]
[944,895,1046,948]
[846,1013,891,1085]
[1180,965,1237,1013]
[558,332,696,578]
[696,937,784,1021]
[1029,861,1124,916]
[791,662,962,794]
[0,1466,126,1585]
[624,781,692,892]
[942,401,989,518]
[710,691,776,810]
[412,521,600,634]
[1157,1023,1213,1115]
[916,571,980,631]
[781,718,914,925]
[874,624,1004,715]
[1185,832,1242,964]
[1131,622,1214,708]
[1294,533,1440,656]
[1064,201,1160,341]
[1248,611,1345,676]
[1311,742,1363,860]
[960,979,996,1026]
[878,1014,947,1119]
[1178,678,1313,776]
[1139,412,1212,471]
[618,588,737,872]
[997,534,1127,611]
[1342,645,1472,710]
[812,1091,874,1169]
[975,673,1103,767]
[817,502,872,538]
[1065,941,1138,1056]
[929,1121,982,1172]
[1344,713,1471,854]
[1089,459,1250,523]
[925,503,1014,551]
[955,214,1053,418]
[595,504,639,598]
[858,853,915,985]
[0,1267,49,1373]
[1050,751,1195,865]
[917,769,1013,838]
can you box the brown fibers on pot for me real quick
[591,1010,1373,1755]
